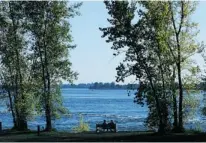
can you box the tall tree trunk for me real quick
[9,2,28,130]
[37,41,50,131]
[177,61,183,131]
[7,89,17,129]
[13,73,20,129]
[150,81,164,134]
[6,55,17,129]
[45,99,52,131]
[44,47,52,131]
[43,3,52,131]
[144,65,164,134]
[172,66,178,130]
[136,47,164,133]
[176,28,184,132]
[170,1,184,132]
[157,42,168,131]
[16,49,28,131]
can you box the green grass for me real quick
[0,130,206,142]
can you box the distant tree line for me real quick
[61,82,139,90]
[61,83,92,88]
[90,82,138,90]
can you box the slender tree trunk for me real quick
[177,61,183,131]
[45,99,52,131]
[150,81,164,134]
[157,43,168,131]
[13,72,20,129]
[37,41,50,131]
[45,66,52,131]
[43,3,52,131]
[169,1,184,132]
[6,55,17,129]
[9,2,28,131]
[172,66,178,130]
[175,29,184,132]
[44,47,52,131]
[136,47,164,133]
[7,89,17,129]
[15,49,28,131]
[45,64,52,131]
[144,65,164,134]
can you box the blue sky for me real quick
[69,1,206,84]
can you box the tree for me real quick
[24,1,80,131]
[168,1,200,132]
[0,1,36,130]
[100,0,169,133]
[0,1,80,131]
[100,0,201,133]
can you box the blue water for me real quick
[0,88,206,132]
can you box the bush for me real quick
[72,114,90,133]
[189,122,203,134]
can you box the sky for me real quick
[69,1,206,84]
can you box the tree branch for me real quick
[177,1,184,35]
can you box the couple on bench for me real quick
[102,120,115,128]
[96,120,116,132]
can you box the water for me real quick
[0,89,205,132]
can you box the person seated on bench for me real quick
[102,120,107,126]
[102,120,107,131]
[108,120,115,131]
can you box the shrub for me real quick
[189,121,203,134]
[72,114,90,133]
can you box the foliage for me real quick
[191,121,202,134]
[0,1,37,130]
[72,114,90,133]
[51,84,69,120]
[100,0,174,133]
[62,82,139,90]
[183,93,200,122]
[0,1,80,131]
[23,1,80,131]
[89,82,138,90]
[100,0,201,133]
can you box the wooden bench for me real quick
[96,123,117,133]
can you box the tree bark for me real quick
[144,64,164,134]
[44,46,52,131]
[156,42,169,131]
[7,89,17,129]
[172,66,178,130]
[37,41,51,131]
[9,1,28,130]
[43,2,52,131]
[169,1,185,132]
[177,60,183,131]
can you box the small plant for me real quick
[72,114,90,133]
[191,122,202,134]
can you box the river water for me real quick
[0,88,206,132]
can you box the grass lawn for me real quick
[0,130,206,142]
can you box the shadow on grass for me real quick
[0,129,206,142]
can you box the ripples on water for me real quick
[0,89,205,132]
